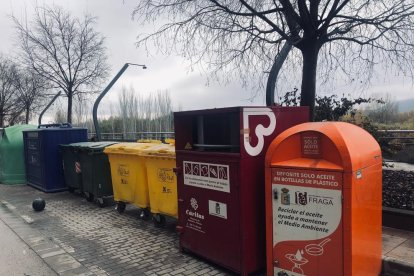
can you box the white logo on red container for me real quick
[243,107,276,156]
[190,197,198,210]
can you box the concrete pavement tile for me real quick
[43,253,82,273]
[383,233,408,254]
[118,258,131,264]
[32,242,61,253]
[182,268,200,275]
[97,264,116,271]
[196,268,213,275]
[387,242,414,264]
[382,256,414,276]
[171,268,186,275]
[13,230,38,240]
[383,227,414,239]
[27,236,48,246]
[40,249,66,258]
[105,266,126,275]
[21,214,35,224]
[59,266,95,276]
[400,237,414,249]
[158,268,173,274]
[86,265,107,274]
[208,271,224,275]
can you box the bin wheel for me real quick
[139,208,150,220]
[97,198,106,208]
[86,193,94,202]
[116,202,126,213]
[153,214,166,227]
[68,187,75,193]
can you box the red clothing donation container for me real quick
[265,122,382,276]
[174,106,308,275]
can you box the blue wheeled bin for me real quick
[23,123,87,192]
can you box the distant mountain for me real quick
[397,98,414,113]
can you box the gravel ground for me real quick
[383,169,414,210]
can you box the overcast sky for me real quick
[0,0,412,122]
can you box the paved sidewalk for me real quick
[0,184,413,275]
[0,212,57,276]
[0,184,232,276]
[382,227,414,276]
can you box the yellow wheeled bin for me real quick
[142,143,177,226]
[103,142,157,218]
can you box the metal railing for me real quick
[88,132,174,142]
[86,129,414,146]
[379,130,414,146]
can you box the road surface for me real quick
[0,216,56,276]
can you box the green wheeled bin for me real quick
[60,143,84,193]
[75,142,118,206]
[0,125,36,184]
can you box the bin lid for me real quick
[137,139,162,144]
[24,127,87,132]
[71,141,118,152]
[60,142,87,148]
[103,142,157,155]
[164,138,175,145]
[265,122,381,172]
[141,143,176,157]
[60,142,117,151]
[1,125,36,145]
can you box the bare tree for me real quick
[156,90,173,132]
[14,5,110,123]
[116,87,174,137]
[54,105,66,124]
[109,102,116,139]
[73,94,92,128]
[0,56,21,127]
[133,1,414,120]
[14,68,47,124]
[126,86,139,134]
[143,94,155,132]
[118,86,130,137]
[365,93,399,124]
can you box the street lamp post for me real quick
[92,63,146,141]
[38,91,62,125]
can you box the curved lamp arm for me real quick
[38,91,62,125]
[92,63,146,141]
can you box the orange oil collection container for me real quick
[265,122,382,276]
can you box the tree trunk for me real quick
[0,114,3,128]
[266,42,292,106]
[25,106,30,124]
[67,91,72,124]
[300,44,319,121]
